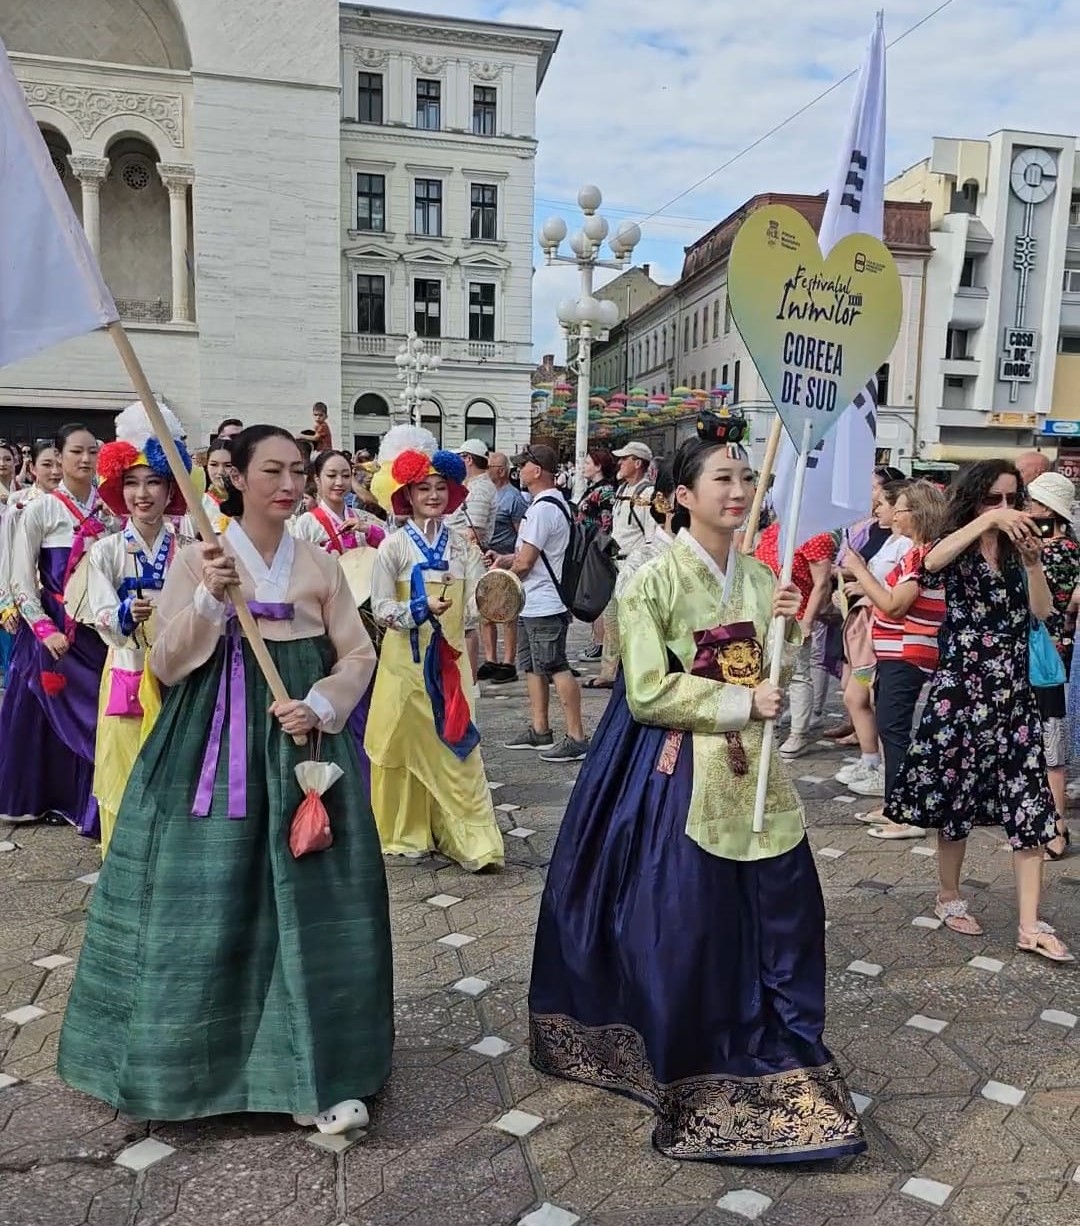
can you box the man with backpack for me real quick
[587,441,655,689]
[486,444,589,763]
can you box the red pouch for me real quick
[288,734,343,859]
[289,790,333,858]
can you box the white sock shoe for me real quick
[314,1099,369,1134]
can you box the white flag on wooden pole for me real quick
[0,37,117,368]
[772,11,887,552]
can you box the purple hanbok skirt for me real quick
[0,547,105,834]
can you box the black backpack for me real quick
[536,493,617,621]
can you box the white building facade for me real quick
[0,2,557,456]
[0,0,343,444]
[887,130,1080,467]
[339,6,558,456]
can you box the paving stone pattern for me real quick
[1,645,1079,1225]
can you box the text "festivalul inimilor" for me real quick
[779,332,844,413]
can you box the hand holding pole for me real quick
[751,418,812,834]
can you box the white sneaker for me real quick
[847,766,886,798]
[779,735,808,758]
[314,1099,369,1134]
[833,762,866,786]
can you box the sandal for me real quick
[868,822,927,840]
[1044,824,1071,862]
[1017,921,1075,963]
[934,895,984,936]
[583,677,613,690]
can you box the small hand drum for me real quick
[475,569,525,624]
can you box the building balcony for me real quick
[940,357,980,378]
[951,286,988,330]
[342,334,521,364]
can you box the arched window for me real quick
[464,399,496,450]
[421,399,443,446]
[353,392,390,418]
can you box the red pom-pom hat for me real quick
[387,448,468,517]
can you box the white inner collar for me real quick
[226,520,295,602]
[678,528,736,604]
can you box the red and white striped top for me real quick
[870,543,944,672]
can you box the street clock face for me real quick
[1010,148,1058,204]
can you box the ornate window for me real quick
[356,174,385,232]
[358,73,384,124]
[357,275,386,334]
[470,184,498,240]
[416,79,441,130]
[469,283,496,342]
[472,86,497,136]
[414,179,443,236]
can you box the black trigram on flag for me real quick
[804,378,877,470]
[841,150,868,214]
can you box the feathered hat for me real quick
[96,401,192,517]
[371,425,468,517]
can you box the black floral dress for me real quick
[884,549,1057,849]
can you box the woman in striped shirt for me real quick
[841,482,947,837]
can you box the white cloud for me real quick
[409,0,1080,356]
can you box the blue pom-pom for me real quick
[145,436,193,477]
[431,449,466,485]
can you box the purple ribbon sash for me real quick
[192,601,294,819]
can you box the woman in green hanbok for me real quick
[58,426,393,1133]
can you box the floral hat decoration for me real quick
[96,401,192,518]
[371,425,469,517]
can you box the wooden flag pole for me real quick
[741,414,783,554]
[751,417,812,834]
[106,321,305,746]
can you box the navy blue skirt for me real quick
[529,675,865,1163]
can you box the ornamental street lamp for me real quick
[538,185,641,499]
[394,331,442,428]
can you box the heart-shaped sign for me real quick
[728,204,902,452]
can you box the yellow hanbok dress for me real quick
[86,524,185,856]
[366,520,503,871]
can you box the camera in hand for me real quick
[1031,517,1056,539]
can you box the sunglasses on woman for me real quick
[981,493,1020,508]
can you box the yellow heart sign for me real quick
[728,204,902,451]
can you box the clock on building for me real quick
[1010,148,1058,204]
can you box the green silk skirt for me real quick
[57,635,394,1120]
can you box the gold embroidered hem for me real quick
[530,1013,865,1163]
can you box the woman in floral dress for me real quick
[884,460,1072,961]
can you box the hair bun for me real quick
[696,409,747,446]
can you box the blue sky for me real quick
[406,0,1080,357]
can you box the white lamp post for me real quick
[395,332,443,428]
[539,186,641,500]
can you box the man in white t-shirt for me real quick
[485,444,588,763]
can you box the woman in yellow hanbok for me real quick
[82,403,192,856]
[366,428,503,872]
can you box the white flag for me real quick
[773,12,886,550]
[0,38,117,368]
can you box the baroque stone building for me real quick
[0,0,558,455]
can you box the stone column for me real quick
[68,156,110,259]
[157,164,195,323]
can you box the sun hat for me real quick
[1027,471,1076,524]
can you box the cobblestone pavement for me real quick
[1,648,1079,1226]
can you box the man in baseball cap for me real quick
[510,443,559,473]
[611,440,653,465]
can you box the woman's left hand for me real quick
[1017,534,1044,567]
[270,699,319,736]
[772,582,801,621]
